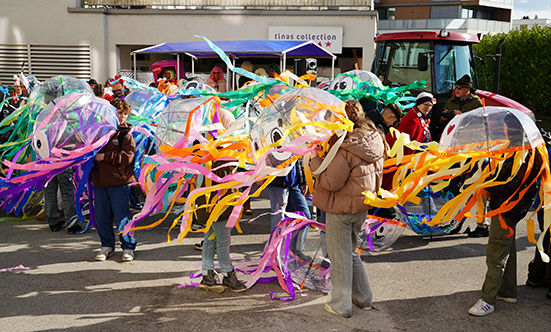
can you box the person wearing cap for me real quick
[443,75,489,237]
[386,92,436,214]
[443,74,483,115]
[9,75,28,109]
[87,79,98,90]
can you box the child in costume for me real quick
[196,108,247,293]
[468,115,543,316]
[91,97,137,261]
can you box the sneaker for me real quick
[546,290,551,300]
[194,240,204,251]
[199,270,225,293]
[67,223,83,234]
[324,302,350,318]
[468,226,489,238]
[496,296,517,303]
[223,269,247,293]
[526,279,547,287]
[468,299,494,316]
[448,220,464,235]
[122,249,135,261]
[66,215,82,234]
[95,247,114,261]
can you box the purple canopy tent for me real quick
[132,40,336,90]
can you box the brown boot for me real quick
[223,269,247,292]
[199,270,225,293]
[243,200,252,215]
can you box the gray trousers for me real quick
[43,168,76,226]
[481,215,518,304]
[326,211,373,317]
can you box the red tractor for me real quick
[371,30,535,140]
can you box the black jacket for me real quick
[365,109,389,135]
[486,150,542,220]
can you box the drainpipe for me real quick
[103,7,109,80]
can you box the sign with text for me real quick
[269,26,343,54]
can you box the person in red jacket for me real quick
[385,92,436,214]
[394,92,434,153]
[91,97,137,262]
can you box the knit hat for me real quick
[456,74,473,89]
[416,92,436,106]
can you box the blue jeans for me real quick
[202,221,233,273]
[93,185,136,250]
[44,168,76,226]
[287,184,311,253]
[268,184,310,253]
[268,186,289,231]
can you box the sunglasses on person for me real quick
[455,85,467,90]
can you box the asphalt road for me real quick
[1,191,550,332]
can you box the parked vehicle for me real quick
[371,30,535,129]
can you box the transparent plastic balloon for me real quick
[32,93,117,159]
[155,97,218,152]
[180,80,216,97]
[28,76,93,116]
[358,217,407,251]
[328,69,384,91]
[125,88,167,120]
[440,107,543,154]
[277,223,331,293]
[249,87,346,167]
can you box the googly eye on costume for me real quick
[328,76,343,91]
[264,120,293,166]
[32,131,50,159]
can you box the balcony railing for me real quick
[82,0,373,10]
[379,18,511,33]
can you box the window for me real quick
[461,8,474,19]
[430,6,460,19]
[434,44,475,95]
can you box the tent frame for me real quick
[131,40,336,90]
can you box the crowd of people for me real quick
[1,67,550,319]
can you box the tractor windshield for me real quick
[378,41,431,89]
[434,44,475,95]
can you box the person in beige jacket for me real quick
[309,99,386,318]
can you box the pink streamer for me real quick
[0,265,31,272]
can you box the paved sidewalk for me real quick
[1,194,550,332]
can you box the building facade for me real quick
[512,17,551,30]
[0,0,378,85]
[376,0,513,35]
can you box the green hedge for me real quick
[473,25,551,115]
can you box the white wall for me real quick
[512,18,551,30]
[0,0,377,81]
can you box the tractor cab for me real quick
[372,30,534,135]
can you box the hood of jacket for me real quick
[339,128,385,164]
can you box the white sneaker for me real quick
[122,249,135,261]
[468,299,494,316]
[497,296,517,303]
[95,247,113,261]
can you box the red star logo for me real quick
[325,42,332,47]
[318,42,322,47]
